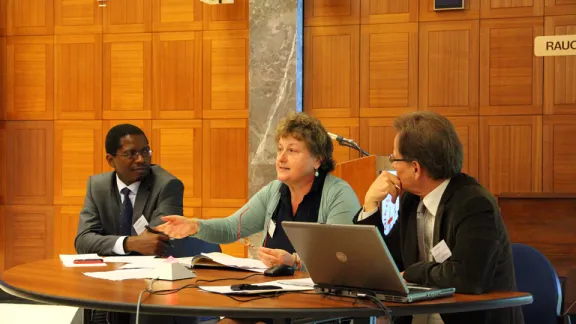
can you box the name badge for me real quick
[133,215,149,235]
[268,220,277,238]
[431,240,452,263]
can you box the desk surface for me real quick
[0,259,532,319]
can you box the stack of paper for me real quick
[199,279,314,295]
[83,269,152,281]
[197,252,268,273]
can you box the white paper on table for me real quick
[102,256,156,263]
[200,252,267,272]
[118,257,195,269]
[198,280,314,295]
[276,278,315,288]
[59,254,107,268]
[83,269,153,281]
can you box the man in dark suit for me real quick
[75,124,196,324]
[356,111,524,324]
[75,124,182,256]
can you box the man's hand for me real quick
[156,216,199,238]
[258,247,295,267]
[125,230,169,256]
[364,171,402,212]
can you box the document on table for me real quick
[195,252,268,273]
[83,269,153,281]
[102,256,157,263]
[118,257,194,269]
[60,254,107,268]
[199,279,314,295]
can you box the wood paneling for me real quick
[0,123,5,205]
[202,0,248,30]
[54,121,102,205]
[305,0,360,26]
[101,120,152,171]
[202,30,248,119]
[480,18,543,116]
[361,0,418,24]
[201,207,246,258]
[54,35,102,120]
[481,0,544,18]
[360,23,418,117]
[359,118,396,157]
[153,0,203,32]
[480,116,542,195]
[4,205,53,269]
[54,0,102,34]
[6,0,54,35]
[6,121,54,205]
[545,0,576,15]
[0,0,6,36]
[53,205,80,255]
[0,206,4,271]
[152,120,202,207]
[317,117,360,164]
[6,36,54,120]
[419,0,480,21]
[202,119,248,208]
[543,116,576,193]
[0,36,5,119]
[305,25,360,118]
[498,194,576,277]
[447,116,479,179]
[153,32,202,119]
[103,34,152,120]
[419,21,479,116]
[103,0,151,33]
[544,15,576,115]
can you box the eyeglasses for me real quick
[389,153,411,164]
[117,148,152,160]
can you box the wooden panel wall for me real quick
[0,0,249,271]
[304,0,576,197]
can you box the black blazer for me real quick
[355,173,524,324]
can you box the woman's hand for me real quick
[258,247,295,267]
[155,216,199,239]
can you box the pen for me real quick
[145,225,175,248]
[73,259,103,264]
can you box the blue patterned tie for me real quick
[120,187,133,236]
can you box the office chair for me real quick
[511,243,562,324]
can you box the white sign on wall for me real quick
[534,35,576,57]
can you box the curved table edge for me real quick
[0,280,384,318]
[0,279,533,318]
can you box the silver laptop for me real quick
[282,222,455,303]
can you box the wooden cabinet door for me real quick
[103,0,151,33]
[54,0,102,34]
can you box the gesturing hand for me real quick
[258,247,295,267]
[155,216,199,239]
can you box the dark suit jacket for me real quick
[75,165,184,255]
[355,173,524,324]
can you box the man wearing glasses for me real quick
[355,111,523,324]
[75,124,183,257]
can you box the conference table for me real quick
[0,259,532,323]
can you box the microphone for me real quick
[327,132,370,157]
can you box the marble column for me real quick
[247,0,302,256]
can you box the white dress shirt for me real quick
[112,176,141,255]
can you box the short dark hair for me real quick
[105,124,148,155]
[275,112,335,173]
[393,111,463,180]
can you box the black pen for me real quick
[145,225,174,248]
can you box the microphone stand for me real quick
[335,137,370,157]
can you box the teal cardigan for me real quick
[194,174,361,245]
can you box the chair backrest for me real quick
[512,243,562,324]
[164,237,221,258]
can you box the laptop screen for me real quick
[381,170,399,235]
